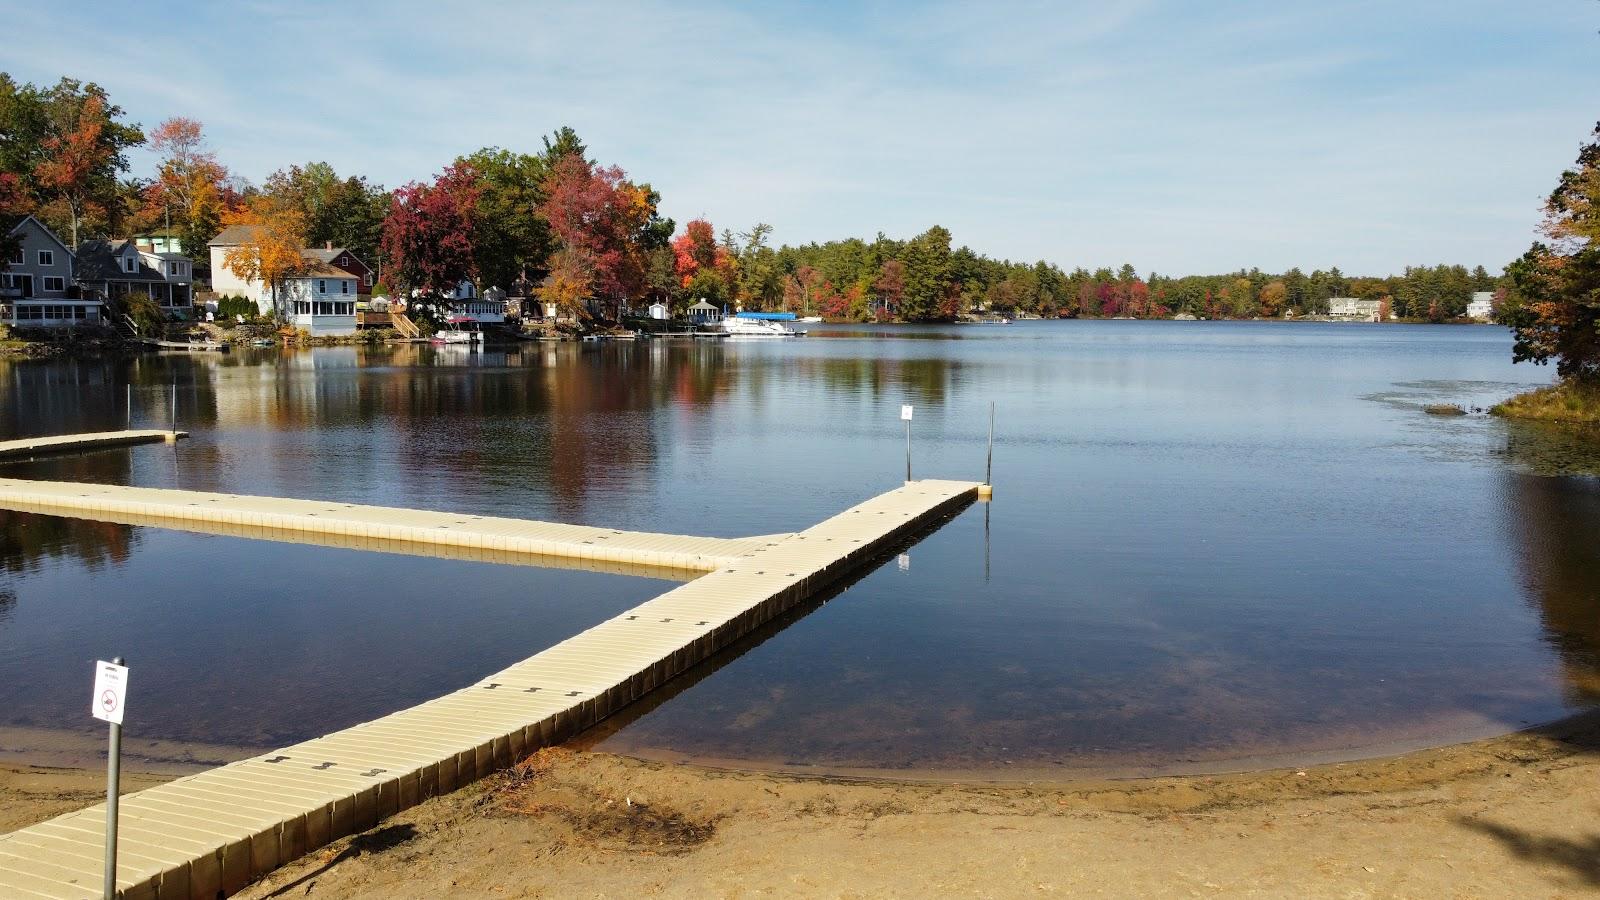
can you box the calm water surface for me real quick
[2,321,1598,777]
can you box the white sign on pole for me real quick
[91,660,128,725]
[900,404,914,421]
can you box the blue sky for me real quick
[3,0,1596,274]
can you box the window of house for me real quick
[124,256,136,273]
[341,281,350,295]
[42,276,65,292]
[317,280,326,294]
[365,273,373,286]
[38,250,53,266]
[8,248,22,265]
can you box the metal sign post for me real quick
[900,405,914,481]
[92,658,128,900]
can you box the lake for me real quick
[2,321,1598,779]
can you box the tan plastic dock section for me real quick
[0,430,186,460]
[0,478,978,899]
[0,478,781,579]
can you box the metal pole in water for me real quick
[125,383,131,430]
[170,382,176,434]
[905,418,912,482]
[986,401,995,485]
[103,655,124,900]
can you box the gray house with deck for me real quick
[1,215,100,328]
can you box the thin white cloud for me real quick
[1,0,1593,274]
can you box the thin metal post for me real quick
[125,383,131,430]
[986,401,995,485]
[103,655,124,900]
[904,418,912,482]
[170,382,176,434]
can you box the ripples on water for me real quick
[1,321,1598,777]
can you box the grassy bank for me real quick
[1491,380,1600,425]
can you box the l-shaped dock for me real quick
[0,453,979,899]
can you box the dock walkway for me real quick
[0,431,186,461]
[0,478,978,899]
[0,478,780,577]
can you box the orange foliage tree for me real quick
[145,117,228,254]
[220,196,309,323]
[33,95,113,248]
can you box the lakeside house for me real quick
[2,215,99,328]
[132,228,187,256]
[303,242,375,294]
[408,279,507,325]
[1328,296,1382,321]
[648,301,669,320]
[209,226,359,335]
[76,239,193,319]
[1467,292,1494,321]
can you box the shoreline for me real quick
[6,711,1600,895]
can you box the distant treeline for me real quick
[0,71,1499,323]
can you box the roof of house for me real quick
[141,251,189,261]
[303,248,370,268]
[294,254,358,279]
[207,224,264,246]
[75,240,167,283]
[688,299,719,311]
[5,215,75,255]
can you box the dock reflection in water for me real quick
[2,322,1599,776]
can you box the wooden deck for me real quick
[0,431,187,461]
[0,478,978,899]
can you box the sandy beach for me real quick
[5,713,1599,898]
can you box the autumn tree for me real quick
[1502,121,1600,382]
[1,76,141,244]
[873,259,906,318]
[220,195,309,322]
[1258,280,1288,317]
[535,250,593,320]
[539,153,672,319]
[34,95,115,248]
[145,117,228,256]
[380,162,480,321]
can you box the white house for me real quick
[209,225,358,335]
[1328,296,1382,321]
[407,280,506,325]
[1,216,100,328]
[283,261,359,335]
[1467,291,1495,321]
[647,301,669,320]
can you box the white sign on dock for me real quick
[900,404,914,421]
[91,659,128,725]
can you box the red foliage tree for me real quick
[540,154,664,318]
[381,162,481,314]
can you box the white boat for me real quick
[800,316,823,324]
[432,317,482,344]
[719,312,805,337]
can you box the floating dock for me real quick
[0,479,784,578]
[0,431,187,461]
[0,477,978,899]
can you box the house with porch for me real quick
[209,226,359,335]
[1,216,101,328]
[76,239,194,319]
